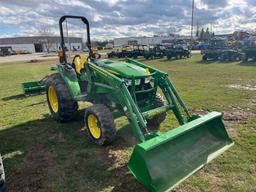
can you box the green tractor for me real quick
[41,16,233,192]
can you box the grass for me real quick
[0,54,255,192]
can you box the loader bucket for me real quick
[128,111,233,192]
[22,81,46,94]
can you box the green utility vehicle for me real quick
[201,38,242,61]
[242,37,256,62]
[165,46,191,60]
[143,45,165,59]
[166,40,191,60]
[34,16,233,192]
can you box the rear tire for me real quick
[242,54,248,62]
[84,104,116,146]
[147,94,167,131]
[46,73,78,122]
[202,54,208,61]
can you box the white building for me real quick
[0,36,83,53]
[114,36,193,47]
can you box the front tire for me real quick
[84,104,116,146]
[46,73,78,122]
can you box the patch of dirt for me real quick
[48,132,66,143]
[190,108,210,116]
[191,107,253,137]
[250,99,256,106]
[7,147,56,192]
[225,125,239,138]
[222,107,253,137]
[108,149,130,169]
[171,185,199,192]
[227,84,256,91]
[111,168,148,192]
[223,108,253,124]
[107,147,148,192]
[27,59,39,63]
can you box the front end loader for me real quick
[44,15,233,192]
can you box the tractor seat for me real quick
[73,55,87,74]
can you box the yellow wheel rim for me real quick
[48,86,58,113]
[87,114,101,139]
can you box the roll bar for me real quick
[59,15,92,63]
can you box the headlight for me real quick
[144,77,151,84]
[124,78,132,86]
[124,78,141,86]
[135,79,141,85]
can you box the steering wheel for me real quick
[87,53,101,62]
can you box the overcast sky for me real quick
[0,0,255,40]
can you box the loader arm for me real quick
[87,62,147,142]
[86,61,196,143]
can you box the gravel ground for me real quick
[0,53,58,63]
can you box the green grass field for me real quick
[0,54,255,192]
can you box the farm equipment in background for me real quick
[0,154,6,192]
[130,45,148,59]
[165,45,191,60]
[44,15,233,192]
[166,39,191,59]
[201,38,242,61]
[0,47,16,57]
[241,37,256,62]
[108,45,148,59]
[107,50,117,58]
[115,46,133,58]
[143,44,165,59]
[108,48,129,58]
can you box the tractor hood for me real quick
[98,59,148,78]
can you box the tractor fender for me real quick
[51,65,81,98]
